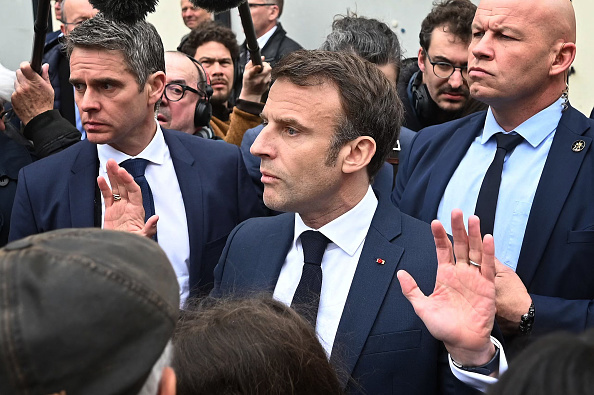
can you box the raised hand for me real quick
[98,158,158,238]
[397,209,497,366]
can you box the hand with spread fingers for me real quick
[98,159,158,238]
[397,209,497,367]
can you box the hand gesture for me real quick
[98,159,158,238]
[397,209,497,366]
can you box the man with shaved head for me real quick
[395,0,593,353]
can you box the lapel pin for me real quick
[376,258,385,265]
[572,140,586,152]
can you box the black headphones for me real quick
[183,54,214,129]
[409,70,439,122]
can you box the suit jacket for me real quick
[394,106,594,336]
[213,193,477,394]
[43,41,76,126]
[9,128,266,296]
[0,133,33,246]
[239,22,302,68]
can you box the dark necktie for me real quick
[291,230,330,327]
[474,132,524,237]
[119,158,157,241]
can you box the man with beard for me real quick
[397,0,487,131]
[181,21,271,146]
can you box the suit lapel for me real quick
[251,215,295,292]
[69,141,99,228]
[330,196,404,386]
[516,107,592,286]
[422,113,485,222]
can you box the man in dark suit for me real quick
[394,0,591,348]
[9,14,264,303]
[212,50,489,394]
[238,0,302,69]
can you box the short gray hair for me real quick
[66,13,165,90]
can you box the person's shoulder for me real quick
[415,111,487,144]
[164,128,239,154]
[20,140,88,177]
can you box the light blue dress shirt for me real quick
[437,98,563,270]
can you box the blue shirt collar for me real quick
[482,97,563,147]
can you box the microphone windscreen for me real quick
[190,0,246,13]
[89,0,158,23]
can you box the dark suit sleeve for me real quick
[211,220,248,298]
[8,167,39,241]
[531,295,594,335]
[24,110,81,158]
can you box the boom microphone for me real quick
[89,0,158,23]
[189,0,246,13]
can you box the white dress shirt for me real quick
[437,98,562,270]
[273,186,377,356]
[97,123,191,305]
[257,24,277,49]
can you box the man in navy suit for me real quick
[212,50,492,394]
[394,0,592,349]
[9,14,264,303]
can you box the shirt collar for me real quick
[482,97,563,147]
[97,121,167,172]
[257,24,277,48]
[293,186,378,257]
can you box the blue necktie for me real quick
[474,132,524,237]
[120,158,157,241]
[291,230,330,327]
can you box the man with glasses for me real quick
[239,0,302,69]
[181,21,272,145]
[397,0,486,131]
[11,0,98,136]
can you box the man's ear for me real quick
[158,367,176,395]
[417,47,426,73]
[60,24,67,35]
[146,71,166,107]
[550,40,576,77]
[341,136,376,175]
[269,5,280,21]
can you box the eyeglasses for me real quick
[248,3,277,8]
[423,50,468,79]
[164,83,204,102]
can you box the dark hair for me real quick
[180,20,240,62]
[488,329,594,395]
[419,0,476,51]
[273,50,402,180]
[173,296,343,395]
[320,15,402,82]
[66,13,165,90]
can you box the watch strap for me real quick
[451,344,500,376]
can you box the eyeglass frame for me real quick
[422,49,468,80]
[248,3,277,8]
[164,83,205,102]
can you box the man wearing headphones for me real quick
[180,21,272,146]
[397,0,486,132]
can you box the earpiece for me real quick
[183,53,213,129]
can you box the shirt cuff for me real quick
[448,336,508,393]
